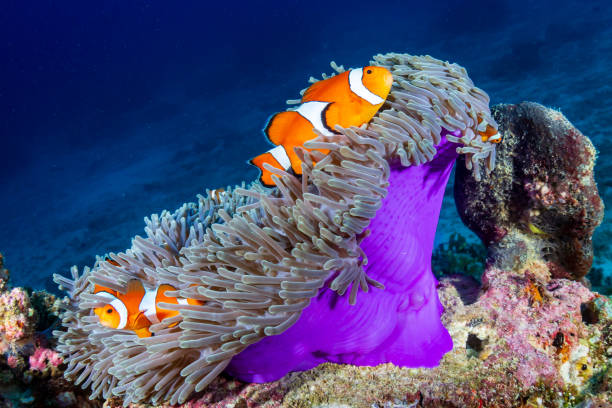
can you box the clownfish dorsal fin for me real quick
[301,70,351,103]
[94,284,117,297]
[301,70,349,103]
[125,279,145,296]
[301,78,329,102]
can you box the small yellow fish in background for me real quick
[250,66,394,187]
[528,222,549,236]
[93,260,203,337]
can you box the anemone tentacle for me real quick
[54,52,499,405]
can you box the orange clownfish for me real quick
[207,188,225,201]
[478,116,502,143]
[93,279,203,338]
[250,66,393,187]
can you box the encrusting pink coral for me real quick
[29,346,63,371]
[0,287,34,347]
[7,354,18,368]
[477,263,595,388]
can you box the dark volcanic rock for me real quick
[454,102,604,280]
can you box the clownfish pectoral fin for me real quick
[264,111,300,145]
[249,146,293,187]
[132,310,151,331]
[134,327,152,338]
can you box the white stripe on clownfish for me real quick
[268,145,292,171]
[488,133,502,142]
[295,101,335,137]
[138,285,189,324]
[261,101,334,173]
[348,68,386,105]
[139,288,160,324]
[95,291,128,329]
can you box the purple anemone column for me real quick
[226,134,459,382]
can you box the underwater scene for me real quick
[0,0,611,407]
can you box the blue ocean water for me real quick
[0,0,610,293]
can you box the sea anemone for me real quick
[53,53,499,405]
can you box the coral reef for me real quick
[103,263,612,408]
[0,287,34,354]
[454,102,604,281]
[106,102,609,407]
[0,63,601,407]
[52,53,501,405]
[1,98,609,406]
[0,253,99,407]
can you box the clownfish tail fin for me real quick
[249,145,293,187]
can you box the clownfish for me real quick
[249,66,393,187]
[207,188,225,201]
[478,116,502,143]
[93,276,203,338]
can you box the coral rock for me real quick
[0,287,35,348]
[454,102,604,280]
[29,347,63,371]
[0,254,95,407]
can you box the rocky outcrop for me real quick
[455,102,604,280]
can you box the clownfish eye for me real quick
[106,308,113,314]
[366,69,372,74]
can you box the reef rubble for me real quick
[1,103,610,407]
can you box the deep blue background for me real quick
[1,0,610,291]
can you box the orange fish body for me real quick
[93,279,203,338]
[477,116,502,143]
[207,188,225,201]
[250,66,393,186]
